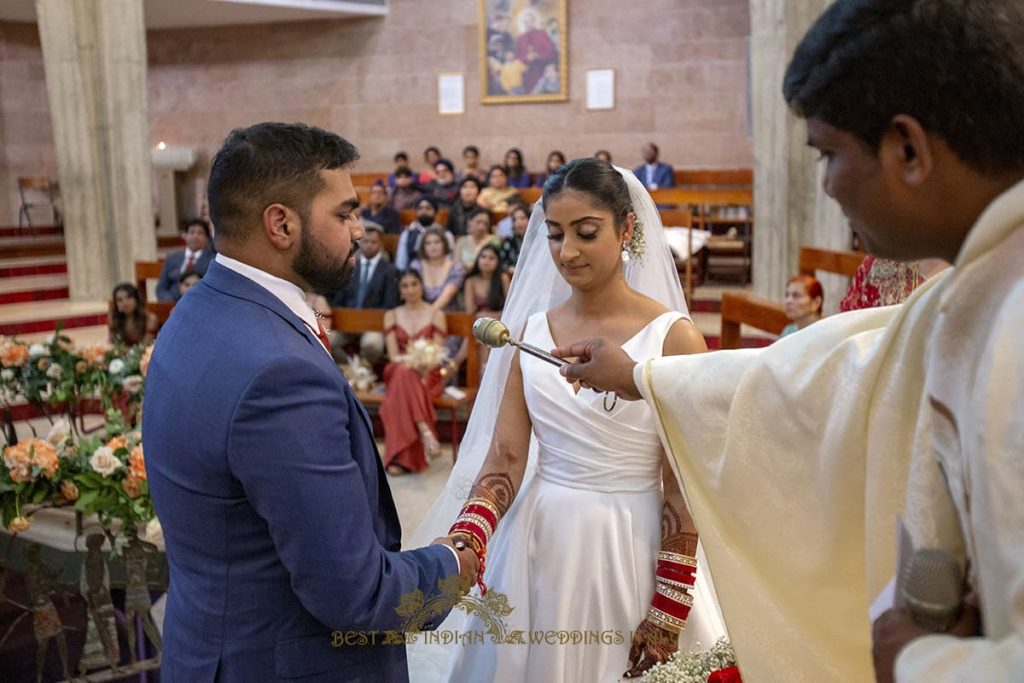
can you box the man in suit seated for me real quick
[633,141,676,190]
[332,221,399,363]
[143,122,478,683]
[156,219,215,301]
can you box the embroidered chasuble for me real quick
[635,179,1024,682]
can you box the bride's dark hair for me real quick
[541,158,634,230]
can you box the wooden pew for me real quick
[351,172,387,186]
[673,169,753,186]
[719,246,866,350]
[331,308,481,457]
[135,259,164,304]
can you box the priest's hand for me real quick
[871,598,981,683]
[550,338,641,401]
[623,617,678,678]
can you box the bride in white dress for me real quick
[408,160,727,682]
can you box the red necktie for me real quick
[313,320,331,354]
[185,252,196,270]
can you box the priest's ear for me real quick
[881,114,935,187]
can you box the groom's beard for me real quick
[293,229,358,295]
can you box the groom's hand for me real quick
[551,338,641,401]
[433,536,480,594]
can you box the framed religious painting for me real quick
[479,0,569,103]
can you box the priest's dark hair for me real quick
[207,122,359,244]
[783,0,1024,174]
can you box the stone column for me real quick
[35,0,155,302]
[750,0,851,312]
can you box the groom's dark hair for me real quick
[784,0,1024,175]
[207,122,359,245]
[541,158,633,230]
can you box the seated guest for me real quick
[459,144,488,184]
[395,198,452,271]
[780,274,823,338]
[419,146,442,186]
[533,150,566,187]
[387,166,422,212]
[461,244,510,371]
[156,218,215,301]
[454,209,501,270]
[109,283,157,346]
[632,141,676,190]
[503,147,532,188]
[423,158,458,208]
[495,199,529,238]
[410,227,465,314]
[477,165,520,213]
[380,269,446,474]
[361,182,401,234]
[332,224,399,364]
[838,256,948,311]
[464,244,509,318]
[594,149,613,163]
[386,151,408,188]
[499,204,531,273]
[446,176,483,236]
[178,269,201,297]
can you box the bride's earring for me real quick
[621,243,630,263]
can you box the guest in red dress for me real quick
[380,269,447,475]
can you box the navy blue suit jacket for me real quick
[632,162,676,190]
[156,247,215,302]
[143,261,457,682]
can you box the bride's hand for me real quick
[622,618,679,678]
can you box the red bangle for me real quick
[463,502,498,529]
[651,592,692,622]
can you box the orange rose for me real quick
[78,344,110,366]
[8,516,30,533]
[75,360,87,374]
[105,436,128,453]
[36,357,49,371]
[0,343,29,368]
[60,480,80,501]
[3,438,58,481]
[128,445,146,480]
[123,475,142,499]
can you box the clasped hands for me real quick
[432,535,480,595]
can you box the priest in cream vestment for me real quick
[553,1,1024,681]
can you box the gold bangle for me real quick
[466,496,501,519]
[656,575,694,592]
[658,551,697,567]
[655,583,694,607]
[646,606,686,634]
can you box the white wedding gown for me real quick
[431,310,727,683]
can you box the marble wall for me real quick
[0,0,753,225]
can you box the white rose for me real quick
[1,369,13,381]
[108,359,125,375]
[28,343,48,358]
[145,517,163,545]
[46,363,63,379]
[122,375,144,394]
[46,418,70,447]
[89,446,123,477]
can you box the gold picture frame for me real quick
[479,0,568,104]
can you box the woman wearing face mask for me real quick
[380,269,448,473]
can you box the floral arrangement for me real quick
[400,338,445,373]
[639,639,741,683]
[0,331,157,537]
[341,355,378,393]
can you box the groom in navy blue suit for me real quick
[143,123,477,682]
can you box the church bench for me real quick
[330,307,480,458]
[718,246,865,350]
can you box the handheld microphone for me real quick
[900,548,964,632]
[472,317,567,368]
